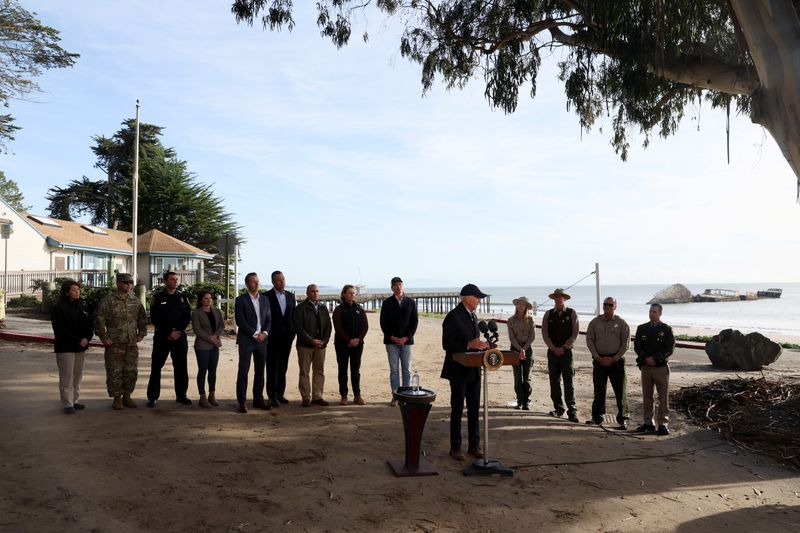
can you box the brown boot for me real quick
[340,396,348,406]
[112,396,123,410]
[122,395,137,408]
[208,392,219,407]
[354,395,366,405]
[199,394,211,408]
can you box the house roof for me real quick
[26,214,134,255]
[138,229,213,259]
[24,214,212,258]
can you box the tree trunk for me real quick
[729,0,800,196]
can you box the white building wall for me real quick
[0,198,51,271]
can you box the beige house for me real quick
[0,195,213,296]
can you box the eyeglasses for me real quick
[602,303,614,307]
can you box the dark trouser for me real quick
[512,348,533,406]
[335,342,363,397]
[591,357,629,422]
[266,334,293,400]
[147,335,189,402]
[449,379,481,450]
[195,347,220,396]
[547,348,576,416]
[237,342,267,404]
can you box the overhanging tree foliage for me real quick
[232,0,800,195]
[0,0,78,151]
[46,120,242,282]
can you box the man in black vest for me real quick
[147,271,192,408]
[441,284,490,461]
[541,288,580,423]
[265,270,296,407]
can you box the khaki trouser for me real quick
[297,345,326,401]
[56,352,86,407]
[641,365,670,426]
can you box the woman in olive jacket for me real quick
[191,290,225,408]
[50,280,94,414]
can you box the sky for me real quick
[3,1,799,289]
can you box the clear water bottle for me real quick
[411,370,420,392]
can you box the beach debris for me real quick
[673,378,800,469]
[647,284,692,304]
[704,329,782,370]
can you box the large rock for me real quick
[705,329,782,370]
[647,284,693,304]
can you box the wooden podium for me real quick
[453,349,519,476]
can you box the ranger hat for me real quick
[116,272,133,283]
[460,283,488,298]
[548,288,571,300]
[512,296,533,310]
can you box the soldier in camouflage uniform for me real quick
[94,272,148,410]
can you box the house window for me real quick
[82,253,107,270]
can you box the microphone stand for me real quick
[464,321,513,477]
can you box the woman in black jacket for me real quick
[50,280,94,414]
[332,284,369,406]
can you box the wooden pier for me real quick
[296,291,491,314]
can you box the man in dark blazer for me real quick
[234,272,271,413]
[265,270,296,407]
[441,283,490,462]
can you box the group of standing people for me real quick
[50,274,674,458]
[50,271,421,414]
[441,285,676,462]
[540,288,675,436]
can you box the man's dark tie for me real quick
[471,312,478,338]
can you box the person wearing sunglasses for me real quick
[585,297,631,429]
[94,272,148,411]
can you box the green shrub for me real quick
[83,286,115,314]
[8,294,40,308]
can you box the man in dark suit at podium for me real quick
[265,270,296,407]
[441,284,490,461]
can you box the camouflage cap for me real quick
[116,272,133,283]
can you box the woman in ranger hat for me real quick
[507,296,535,410]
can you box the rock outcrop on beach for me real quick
[647,284,693,304]
[704,329,782,370]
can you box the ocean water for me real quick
[364,283,800,336]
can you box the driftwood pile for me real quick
[672,378,800,469]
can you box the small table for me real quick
[387,387,438,477]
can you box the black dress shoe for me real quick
[146,400,157,408]
[277,396,289,404]
[73,403,86,410]
[301,399,311,407]
[254,399,270,410]
[311,399,330,406]
[656,425,670,436]
[568,414,580,423]
[176,397,192,406]
[269,399,280,408]
[618,421,629,430]
[63,407,75,414]
[635,423,656,433]
[548,410,564,418]
[522,403,530,411]
[585,419,603,425]
[238,403,248,413]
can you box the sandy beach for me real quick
[1,314,799,532]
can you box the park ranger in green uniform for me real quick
[94,272,148,410]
